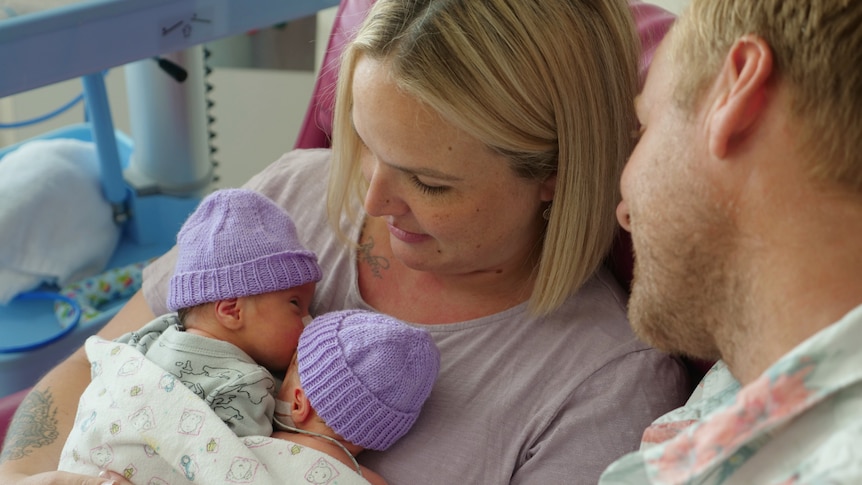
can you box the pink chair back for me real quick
[294,0,376,149]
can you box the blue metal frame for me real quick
[0,0,340,98]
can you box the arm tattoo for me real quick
[0,388,60,462]
[358,235,390,279]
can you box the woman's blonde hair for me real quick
[670,0,862,191]
[328,0,640,315]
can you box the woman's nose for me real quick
[363,162,404,217]
[616,199,631,232]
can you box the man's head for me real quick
[669,0,862,191]
[617,0,862,364]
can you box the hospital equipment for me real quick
[0,0,339,398]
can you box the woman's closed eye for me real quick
[410,175,448,195]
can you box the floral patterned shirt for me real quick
[600,303,862,484]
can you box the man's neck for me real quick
[721,193,862,385]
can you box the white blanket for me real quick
[0,138,120,304]
[59,336,371,485]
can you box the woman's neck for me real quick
[356,216,537,323]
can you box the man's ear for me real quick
[291,386,314,425]
[213,298,243,330]
[707,35,773,159]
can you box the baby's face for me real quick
[240,282,316,371]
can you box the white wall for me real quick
[651,0,688,14]
[0,72,130,149]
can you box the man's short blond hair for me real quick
[671,0,862,191]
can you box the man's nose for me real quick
[616,199,631,232]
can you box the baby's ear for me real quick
[291,386,315,425]
[213,298,243,330]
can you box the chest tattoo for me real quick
[357,235,390,279]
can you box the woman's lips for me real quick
[387,223,431,243]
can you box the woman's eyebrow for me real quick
[387,162,463,182]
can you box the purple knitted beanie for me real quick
[298,309,440,451]
[167,188,323,311]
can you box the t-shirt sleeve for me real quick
[511,349,690,485]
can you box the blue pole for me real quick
[81,73,128,222]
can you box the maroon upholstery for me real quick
[294,0,376,149]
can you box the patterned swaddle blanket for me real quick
[59,336,370,485]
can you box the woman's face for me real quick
[351,57,555,279]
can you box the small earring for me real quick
[542,204,552,221]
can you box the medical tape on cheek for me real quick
[274,399,293,418]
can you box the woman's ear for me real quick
[213,298,243,330]
[540,173,557,202]
[707,35,773,159]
